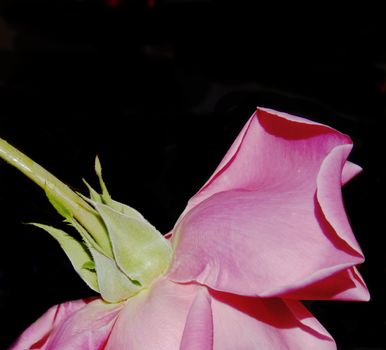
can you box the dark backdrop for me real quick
[0,1,385,349]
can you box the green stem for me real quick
[0,138,112,256]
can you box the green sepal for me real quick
[106,198,147,221]
[82,179,104,203]
[67,216,103,253]
[0,138,173,303]
[44,183,113,258]
[31,223,99,292]
[82,261,96,271]
[89,247,142,303]
[95,156,112,203]
[92,158,146,221]
[0,138,113,256]
[45,185,73,219]
[94,202,172,286]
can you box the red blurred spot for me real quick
[147,0,155,8]
[379,80,386,94]
[106,0,119,8]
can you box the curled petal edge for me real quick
[169,112,368,301]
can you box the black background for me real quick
[0,1,385,349]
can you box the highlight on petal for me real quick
[105,278,200,350]
[341,160,362,185]
[210,290,336,350]
[9,298,120,350]
[46,298,122,349]
[169,107,367,300]
[180,288,213,350]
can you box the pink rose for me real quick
[8,107,368,349]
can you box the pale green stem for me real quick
[0,138,112,256]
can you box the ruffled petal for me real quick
[105,278,200,350]
[176,107,351,217]
[180,288,213,350]
[341,160,362,185]
[169,108,366,299]
[210,290,336,350]
[44,298,122,349]
[281,266,369,301]
[9,299,88,350]
[316,144,363,256]
[9,298,120,350]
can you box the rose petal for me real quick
[317,144,363,256]
[210,290,336,350]
[176,107,351,218]
[180,288,213,350]
[169,185,363,298]
[9,298,119,350]
[281,266,370,301]
[105,278,200,350]
[45,298,122,349]
[341,160,362,185]
[9,299,87,350]
[169,108,366,299]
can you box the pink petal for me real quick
[180,288,213,350]
[341,160,362,185]
[46,299,122,349]
[281,266,369,301]
[10,299,89,350]
[176,107,351,217]
[210,290,336,350]
[11,297,123,350]
[316,144,363,256]
[105,278,200,350]
[169,107,367,300]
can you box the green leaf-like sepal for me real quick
[94,202,173,287]
[46,186,113,258]
[95,156,112,203]
[31,223,99,292]
[82,179,104,203]
[0,138,113,257]
[82,261,96,271]
[0,139,174,303]
[92,157,146,221]
[90,247,142,303]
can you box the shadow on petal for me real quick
[258,109,335,140]
[315,195,362,258]
[209,289,336,349]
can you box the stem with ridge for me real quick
[0,138,112,256]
